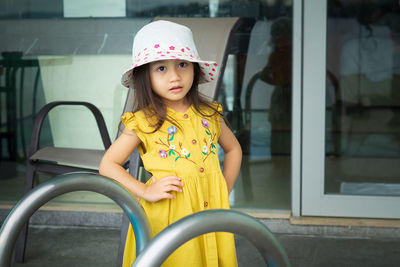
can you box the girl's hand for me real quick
[142,176,184,202]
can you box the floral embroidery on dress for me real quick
[168,125,177,136]
[200,119,217,162]
[201,118,209,128]
[155,119,217,164]
[158,149,167,158]
[155,126,194,163]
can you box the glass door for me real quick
[301,0,400,218]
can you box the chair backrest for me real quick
[122,17,240,115]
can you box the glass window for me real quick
[221,15,292,209]
[325,0,400,196]
[0,0,293,210]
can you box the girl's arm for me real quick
[218,118,242,194]
[99,128,183,202]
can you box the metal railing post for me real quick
[0,173,151,267]
[133,209,290,267]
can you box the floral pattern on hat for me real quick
[122,45,217,88]
[121,20,219,88]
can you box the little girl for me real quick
[99,20,242,266]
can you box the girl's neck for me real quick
[163,98,191,113]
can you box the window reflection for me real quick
[325,0,400,196]
[220,16,292,209]
[0,0,293,210]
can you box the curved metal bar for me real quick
[0,173,151,267]
[133,209,290,267]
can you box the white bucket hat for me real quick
[121,20,218,88]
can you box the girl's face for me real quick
[149,59,194,107]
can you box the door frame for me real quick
[292,0,400,219]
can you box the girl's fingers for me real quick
[166,180,184,187]
[160,175,181,181]
[163,193,176,199]
[165,185,183,193]
[153,176,184,187]
[145,176,183,202]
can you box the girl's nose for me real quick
[169,67,180,81]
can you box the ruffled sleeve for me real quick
[121,112,137,131]
[121,111,148,154]
[213,101,223,114]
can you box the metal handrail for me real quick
[0,173,290,267]
[133,209,291,267]
[0,173,151,267]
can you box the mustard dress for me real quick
[121,103,238,267]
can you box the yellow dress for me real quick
[121,103,237,267]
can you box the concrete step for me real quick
[9,225,400,267]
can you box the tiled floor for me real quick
[0,166,115,206]
[0,156,292,210]
[2,154,400,211]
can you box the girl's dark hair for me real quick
[131,62,222,132]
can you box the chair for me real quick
[0,52,41,179]
[15,17,240,265]
[14,101,113,262]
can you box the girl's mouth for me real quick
[170,86,183,93]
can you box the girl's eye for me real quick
[157,66,166,72]
[178,62,187,68]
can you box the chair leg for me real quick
[116,213,130,267]
[14,162,36,263]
